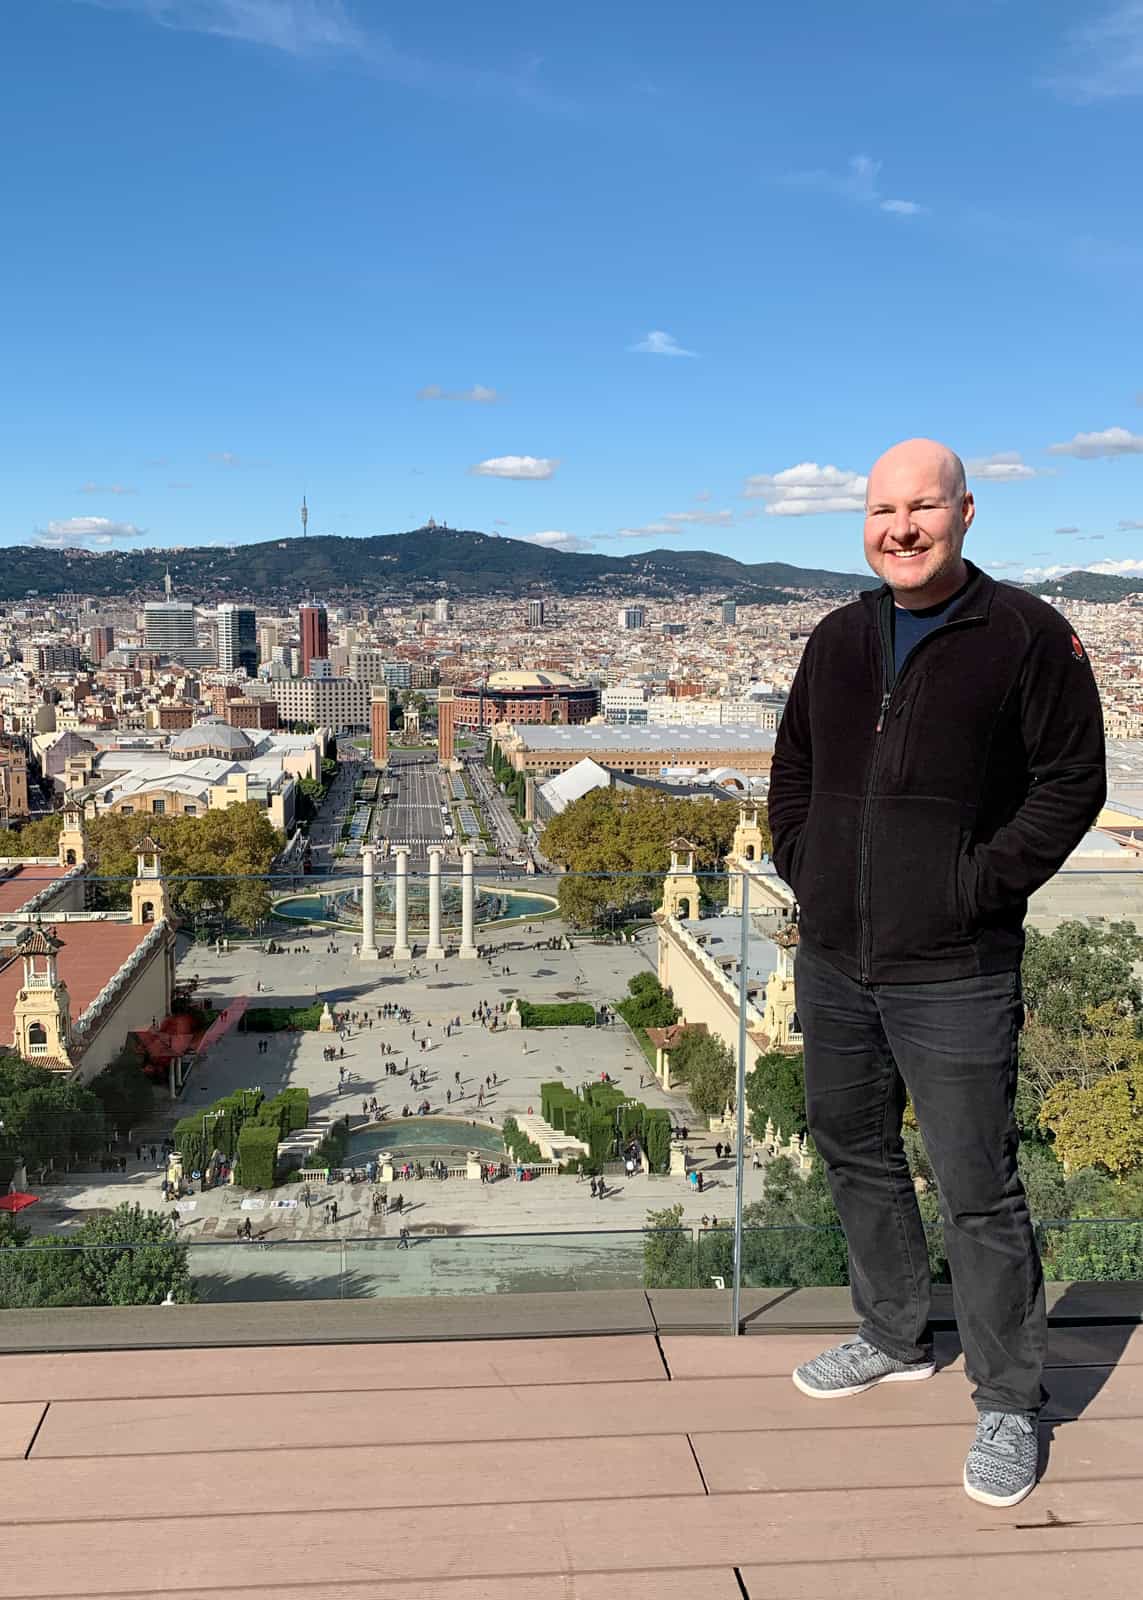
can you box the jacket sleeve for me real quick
[767,638,815,888]
[961,620,1106,917]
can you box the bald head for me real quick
[862,437,974,609]
[866,438,966,509]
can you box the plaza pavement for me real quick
[28,917,768,1293]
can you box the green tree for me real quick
[77,1204,193,1306]
[89,1044,155,1139]
[544,788,746,928]
[746,1050,807,1142]
[616,973,678,1031]
[1039,1067,1143,1177]
[0,1054,105,1180]
[1022,920,1142,1037]
[642,1202,695,1288]
[671,1030,736,1119]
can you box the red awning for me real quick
[0,1193,40,1214]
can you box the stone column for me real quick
[426,848,445,960]
[393,848,412,961]
[459,848,478,959]
[360,847,378,960]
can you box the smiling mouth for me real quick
[887,549,926,560]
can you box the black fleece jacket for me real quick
[767,561,1107,984]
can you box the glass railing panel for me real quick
[5,843,1143,1314]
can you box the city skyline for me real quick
[3,1,1142,582]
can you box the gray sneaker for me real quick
[963,1410,1039,1507]
[792,1336,936,1399]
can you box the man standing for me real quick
[768,438,1105,1507]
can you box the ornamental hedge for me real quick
[244,1003,324,1032]
[234,1122,280,1190]
[515,1000,595,1028]
[535,1080,673,1172]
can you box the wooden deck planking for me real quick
[662,1323,1143,1379]
[692,1416,1143,1493]
[29,1363,1143,1459]
[0,1435,704,1525]
[0,1402,45,1459]
[3,1484,1142,1597]
[0,1333,664,1404]
[51,1575,747,1600]
[739,1550,1143,1599]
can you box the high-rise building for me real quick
[145,599,198,657]
[268,676,371,730]
[436,688,457,764]
[298,604,328,677]
[216,604,258,676]
[527,600,545,629]
[434,599,452,623]
[89,625,115,664]
[257,622,279,660]
[618,606,646,630]
[370,688,390,766]
[721,600,737,626]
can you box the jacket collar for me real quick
[858,558,994,622]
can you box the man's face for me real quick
[863,448,974,607]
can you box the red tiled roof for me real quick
[0,921,154,1046]
[0,866,63,913]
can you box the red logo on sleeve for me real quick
[1071,634,1085,661]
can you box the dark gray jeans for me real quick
[794,940,1045,1414]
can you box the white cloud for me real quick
[663,508,735,528]
[78,481,138,495]
[80,0,577,114]
[1023,556,1143,581]
[1051,3,1143,102]
[82,0,371,58]
[522,530,593,553]
[1119,519,1143,529]
[785,153,926,218]
[1054,525,1081,535]
[1049,426,1143,458]
[966,451,1041,482]
[744,462,867,516]
[628,330,697,358]
[471,455,558,480]
[213,451,242,466]
[418,383,499,403]
[615,523,688,539]
[35,516,146,546]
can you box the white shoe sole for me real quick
[791,1360,936,1399]
[962,1467,1036,1508]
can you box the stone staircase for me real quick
[277,1112,335,1165]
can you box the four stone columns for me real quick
[393,848,412,961]
[426,848,445,960]
[459,848,478,959]
[360,847,378,960]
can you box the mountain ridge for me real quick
[0,527,881,603]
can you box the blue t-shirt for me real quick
[892,579,971,677]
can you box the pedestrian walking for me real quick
[768,436,1106,1510]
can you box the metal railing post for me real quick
[732,869,749,1335]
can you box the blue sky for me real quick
[3,0,1143,582]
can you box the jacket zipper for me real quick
[856,602,984,984]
